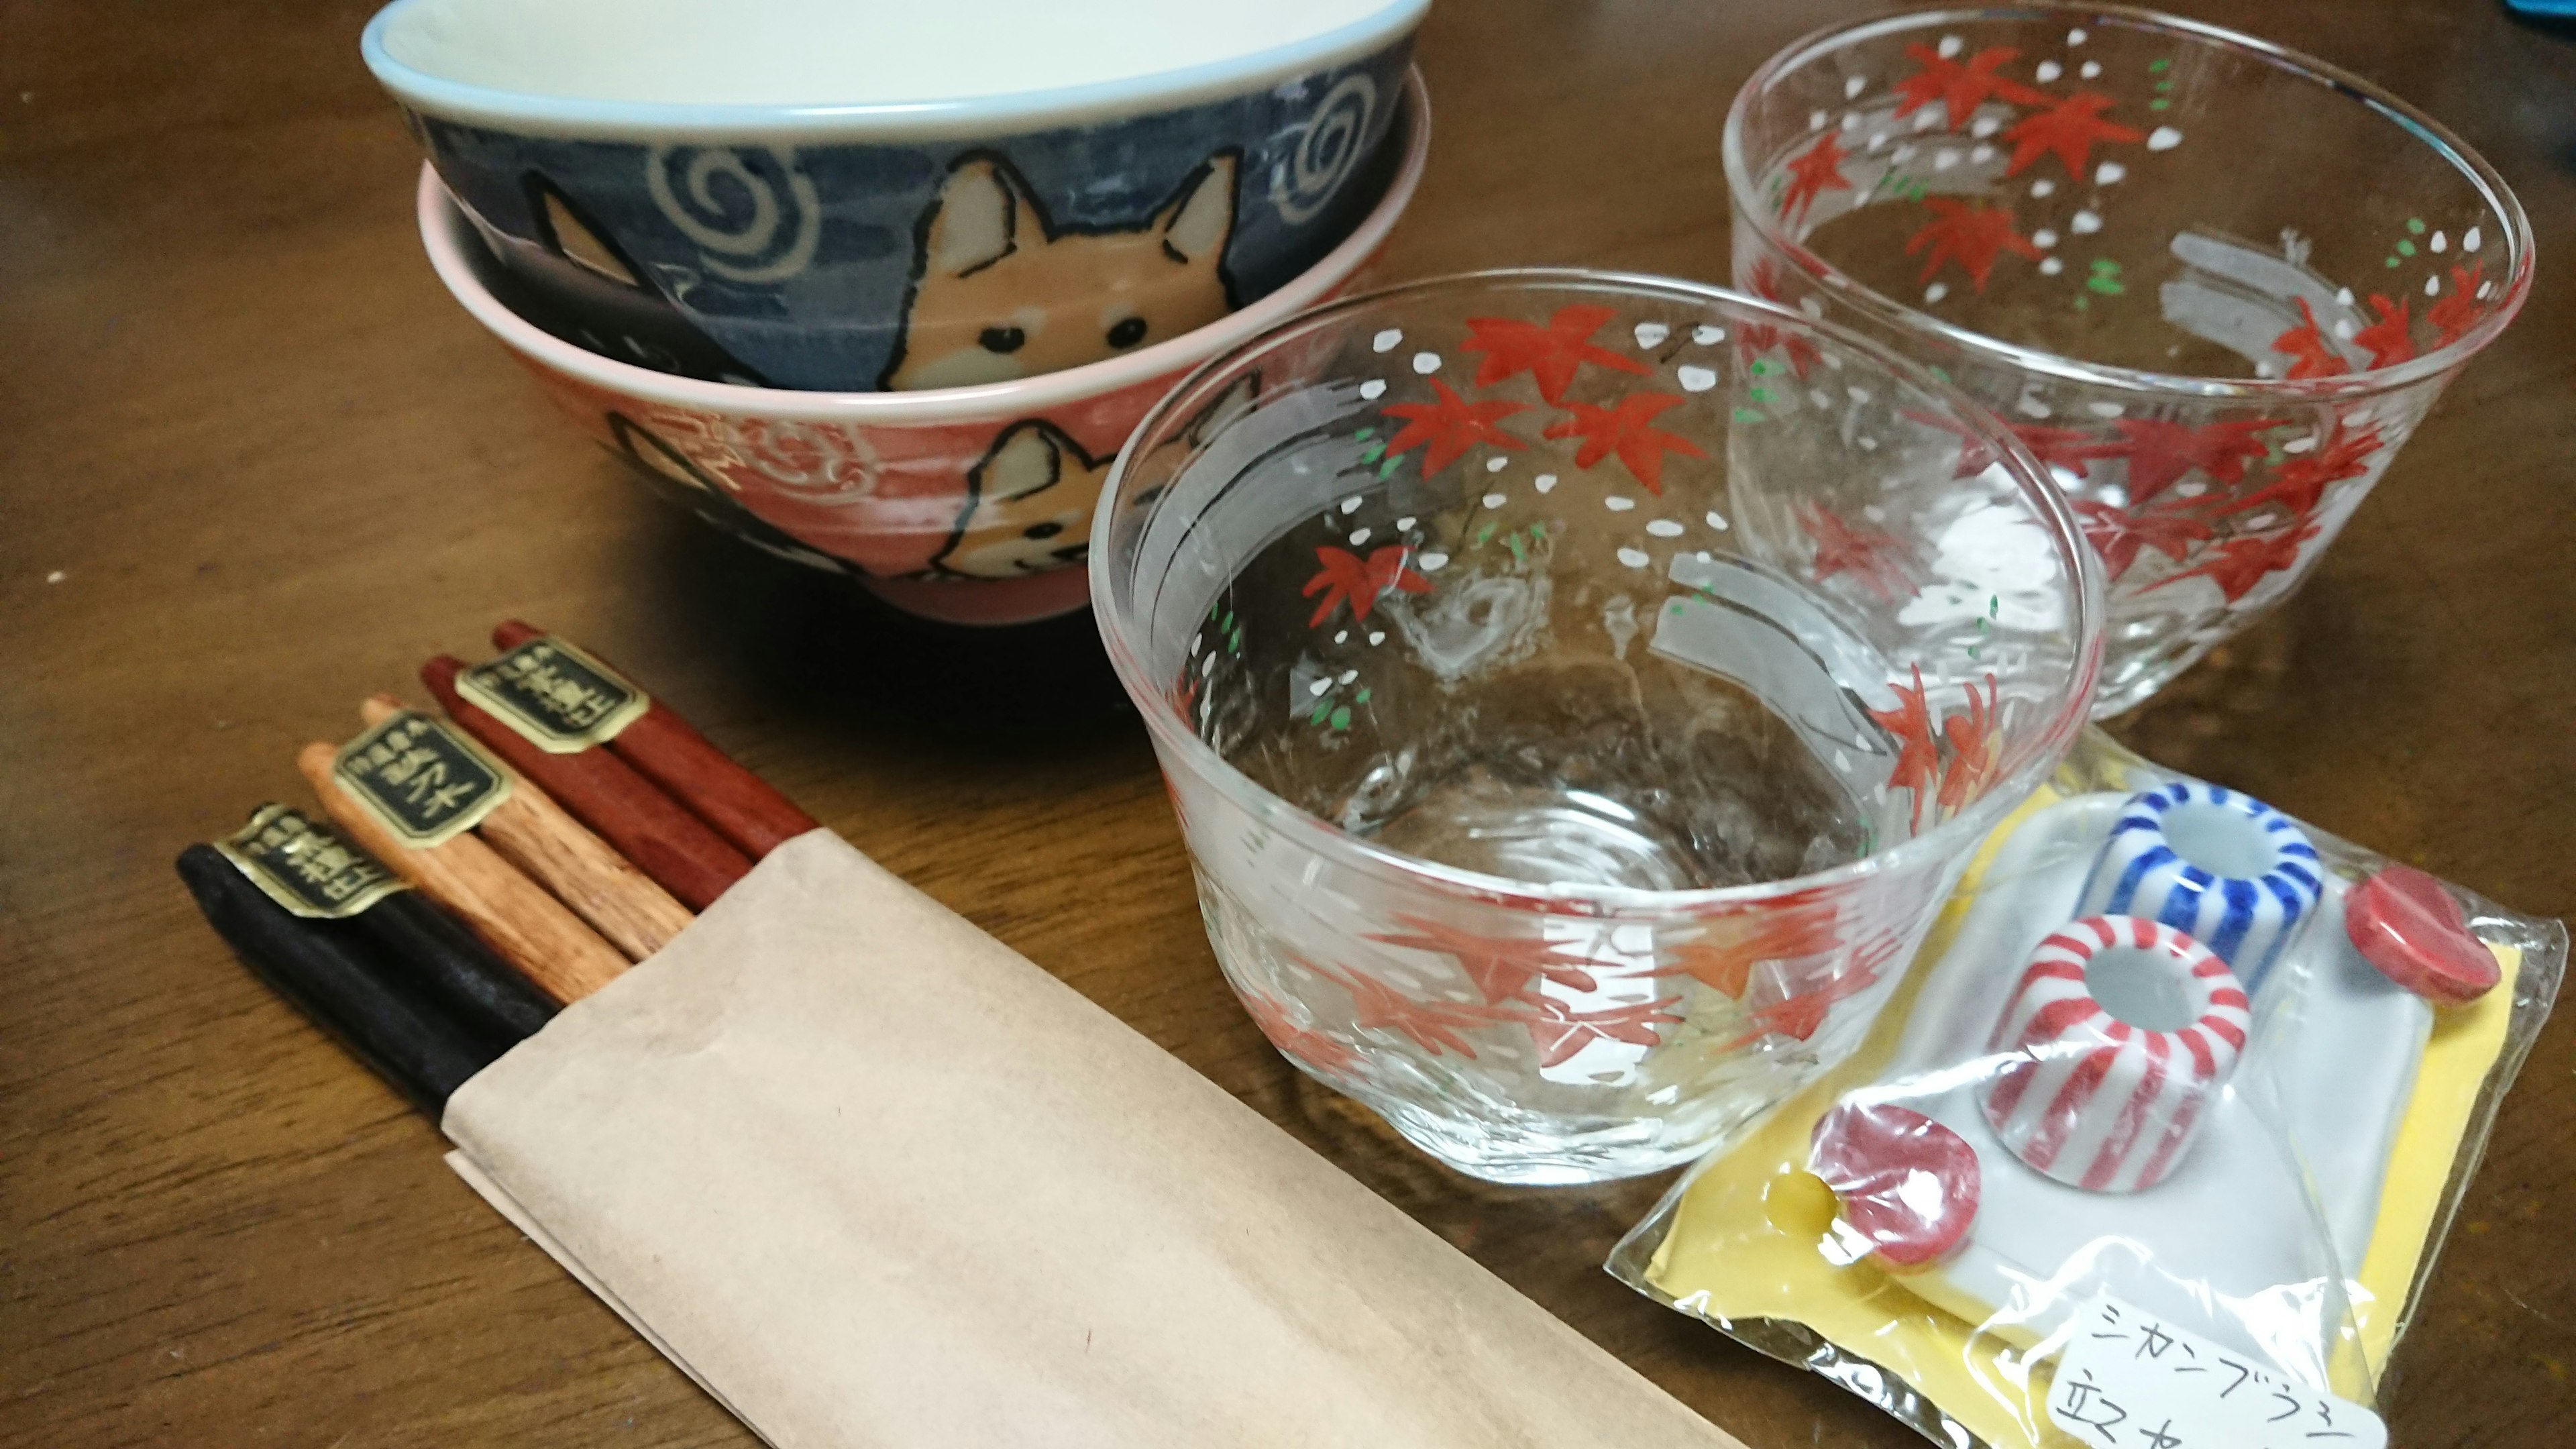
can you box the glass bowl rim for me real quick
[1089,264,2107,918]
[1723,2,2536,402]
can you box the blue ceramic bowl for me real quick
[363,0,1426,392]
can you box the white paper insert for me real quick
[2049,1296,2387,1449]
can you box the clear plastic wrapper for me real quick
[1610,728,2563,1448]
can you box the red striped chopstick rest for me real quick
[492,621,816,859]
[1975,916,2249,1193]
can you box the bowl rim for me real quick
[414,71,1431,421]
[1089,266,2108,917]
[1723,2,2536,402]
[363,0,1427,142]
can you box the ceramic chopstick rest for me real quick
[2076,784,2320,992]
[1978,917,2251,1193]
[2346,865,2503,1005]
[1807,1100,1982,1268]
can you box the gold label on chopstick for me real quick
[454,635,649,753]
[215,803,411,919]
[333,710,513,847]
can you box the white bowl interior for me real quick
[376,0,1413,108]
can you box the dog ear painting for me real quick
[930,370,1260,579]
[883,149,1242,390]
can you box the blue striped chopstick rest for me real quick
[2074,783,2322,993]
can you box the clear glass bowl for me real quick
[1727,5,2532,715]
[1092,270,2104,1182]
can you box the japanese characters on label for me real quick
[332,710,513,847]
[453,637,649,753]
[2049,1296,2387,1449]
[215,802,410,919]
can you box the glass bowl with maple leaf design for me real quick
[1090,269,2104,1183]
[1728,5,2532,714]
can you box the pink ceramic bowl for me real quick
[417,70,1428,625]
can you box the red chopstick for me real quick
[421,656,751,911]
[492,621,818,858]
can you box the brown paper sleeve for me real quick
[443,830,1740,1448]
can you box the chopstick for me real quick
[492,620,818,858]
[360,695,693,961]
[299,743,628,1004]
[179,844,513,1114]
[422,656,752,911]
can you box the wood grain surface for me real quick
[358,694,696,963]
[294,745,630,1006]
[3,1,2571,1446]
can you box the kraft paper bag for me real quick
[442,830,1740,1448]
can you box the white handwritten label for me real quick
[2048,1297,2386,1449]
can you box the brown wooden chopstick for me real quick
[360,696,693,961]
[298,743,627,1004]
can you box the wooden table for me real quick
[5,1,2571,1444]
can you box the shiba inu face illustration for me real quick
[527,176,770,386]
[932,421,1111,578]
[881,151,1240,391]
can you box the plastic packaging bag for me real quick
[1609,728,2563,1448]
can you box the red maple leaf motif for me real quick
[2015,424,2130,480]
[1890,43,2051,129]
[1778,129,1854,227]
[2353,294,2416,370]
[1303,957,1506,1059]
[1904,409,2117,480]
[1368,914,1603,1003]
[2220,420,2382,521]
[1381,377,1527,476]
[2074,497,2215,581]
[2109,417,2282,504]
[2271,297,2349,380]
[1902,407,2006,478]
[1654,904,1845,998]
[2000,91,2145,178]
[1869,663,1942,830]
[2151,523,2320,604]
[1739,258,1824,378]
[1239,990,1362,1075]
[1936,673,2002,817]
[1904,199,2043,290]
[1799,500,1912,603]
[1458,304,1650,404]
[1542,392,1707,494]
[1727,951,1889,1048]
[2428,264,2483,349]
[1525,995,1685,1069]
[1302,544,1430,627]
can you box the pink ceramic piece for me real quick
[2347,865,2500,1006]
[410,74,1430,626]
[1809,1099,1981,1268]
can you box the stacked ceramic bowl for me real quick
[367,0,1431,623]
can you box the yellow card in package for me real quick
[1609,731,2562,1448]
